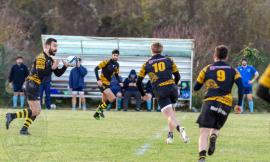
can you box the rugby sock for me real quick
[241,100,245,112]
[20,96,25,108]
[97,101,111,111]
[146,100,152,111]
[10,108,32,119]
[248,101,254,113]
[199,150,206,160]
[22,116,36,130]
[72,103,76,110]
[117,98,122,109]
[13,95,18,108]
[176,125,180,132]
[82,103,86,110]
[210,134,217,142]
[168,132,173,138]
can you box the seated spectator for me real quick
[179,81,190,99]
[145,80,160,112]
[8,56,29,108]
[123,69,141,111]
[69,58,88,111]
[107,75,123,111]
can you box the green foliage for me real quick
[232,46,265,68]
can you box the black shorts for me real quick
[98,85,110,93]
[153,84,178,108]
[196,100,231,129]
[25,80,40,101]
[13,83,24,92]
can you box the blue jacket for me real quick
[9,64,29,85]
[123,69,139,92]
[69,66,88,89]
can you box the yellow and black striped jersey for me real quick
[95,59,120,86]
[259,64,270,88]
[195,61,242,106]
[27,52,67,84]
[138,54,179,89]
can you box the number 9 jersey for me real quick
[195,61,242,107]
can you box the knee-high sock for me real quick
[11,108,32,119]
[117,98,122,109]
[13,95,18,108]
[20,96,25,108]
[22,116,36,130]
[146,100,152,111]
[97,100,111,111]
[249,100,254,113]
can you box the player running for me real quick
[257,64,270,103]
[93,49,123,120]
[194,45,244,162]
[136,42,189,144]
[6,38,69,135]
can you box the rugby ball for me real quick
[66,56,77,67]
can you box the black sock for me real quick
[176,125,180,132]
[168,132,173,138]
[22,116,36,130]
[12,108,32,119]
[210,134,217,142]
[97,101,112,111]
[199,150,206,159]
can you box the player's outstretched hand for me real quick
[234,105,242,114]
[62,59,71,67]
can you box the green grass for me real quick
[0,109,269,162]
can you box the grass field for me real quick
[0,109,269,162]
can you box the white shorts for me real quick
[72,91,85,95]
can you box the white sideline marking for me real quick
[136,126,167,156]
[136,144,150,156]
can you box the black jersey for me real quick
[27,52,67,84]
[138,54,179,89]
[195,61,242,106]
[95,59,120,86]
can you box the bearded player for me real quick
[93,49,123,120]
[6,38,69,135]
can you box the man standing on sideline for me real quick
[69,58,88,111]
[9,56,29,108]
[237,58,259,113]
[40,67,52,110]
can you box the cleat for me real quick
[20,129,31,135]
[198,157,206,162]
[179,127,189,143]
[99,109,105,118]
[6,113,14,130]
[208,135,217,156]
[166,137,173,144]
[93,112,100,120]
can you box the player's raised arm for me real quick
[194,65,210,91]
[53,60,68,77]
